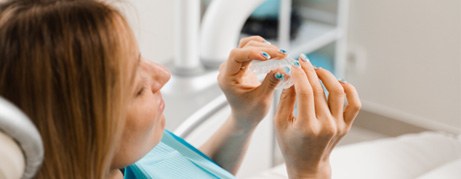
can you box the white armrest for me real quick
[247,132,461,179]
[417,158,461,179]
[174,94,228,138]
[330,132,461,179]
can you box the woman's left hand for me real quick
[218,36,287,128]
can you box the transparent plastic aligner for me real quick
[249,58,297,89]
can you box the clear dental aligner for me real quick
[249,58,298,89]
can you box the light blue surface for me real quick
[307,52,335,74]
[124,130,235,179]
[251,0,280,19]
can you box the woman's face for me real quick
[112,57,171,168]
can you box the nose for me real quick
[153,63,171,87]
[143,60,171,92]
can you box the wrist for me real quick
[230,112,262,131]
[286,161,331,179]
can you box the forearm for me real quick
[199,115,257,174]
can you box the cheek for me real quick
[114,95,165,167]
[129,97,164,146]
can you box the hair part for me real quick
[0,0,136,178]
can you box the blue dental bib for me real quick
[124,130,235,179]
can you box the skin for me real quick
[111,57,171,169]
[200,36,289,173]
[110,57,171,179]
[109,36,360,179]
[275,55,362,178]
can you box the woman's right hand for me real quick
[274,55,361,179]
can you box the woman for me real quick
[0,0,361,178]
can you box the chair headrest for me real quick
[0,97,44,178]
[0,132,25,179]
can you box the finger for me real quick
[255,69,287,96]
[341,81,361,125]
[243,41,287,59]
[316,68,345,118]
[297,54,330,116]
[225,47,287,76]
[275,86,296,128]
[290,61,316,125]
[242,40,272,48]
[238,36,267,48]
[224,47,270,76]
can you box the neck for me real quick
[109,169,123,179]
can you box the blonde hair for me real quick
[0,0,136,178]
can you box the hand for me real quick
[218,36,287,128]
[274,55,361,178]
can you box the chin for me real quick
[152,116,166,146]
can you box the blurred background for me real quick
[120,0,461,178]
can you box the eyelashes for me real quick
[135,78,149,97]
[136,86,145,97]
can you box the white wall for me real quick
[121,0,175,64]
[346,0,461,133]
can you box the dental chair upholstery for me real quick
[173,98,461,178]
[0,97,44,179]
[248,132,461,179]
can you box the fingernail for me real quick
[314,66,320,70]
[299,54,309,62]
[264,40,272,45]
[292,60,300,68]
[284,66,291,74]
[274,72,284,80]
[280,49,287,54]
[339,79,347,84]
[261,51,271,60]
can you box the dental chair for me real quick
[248,132,461,179]
[0,97,44,179]
[175,97,461,179]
